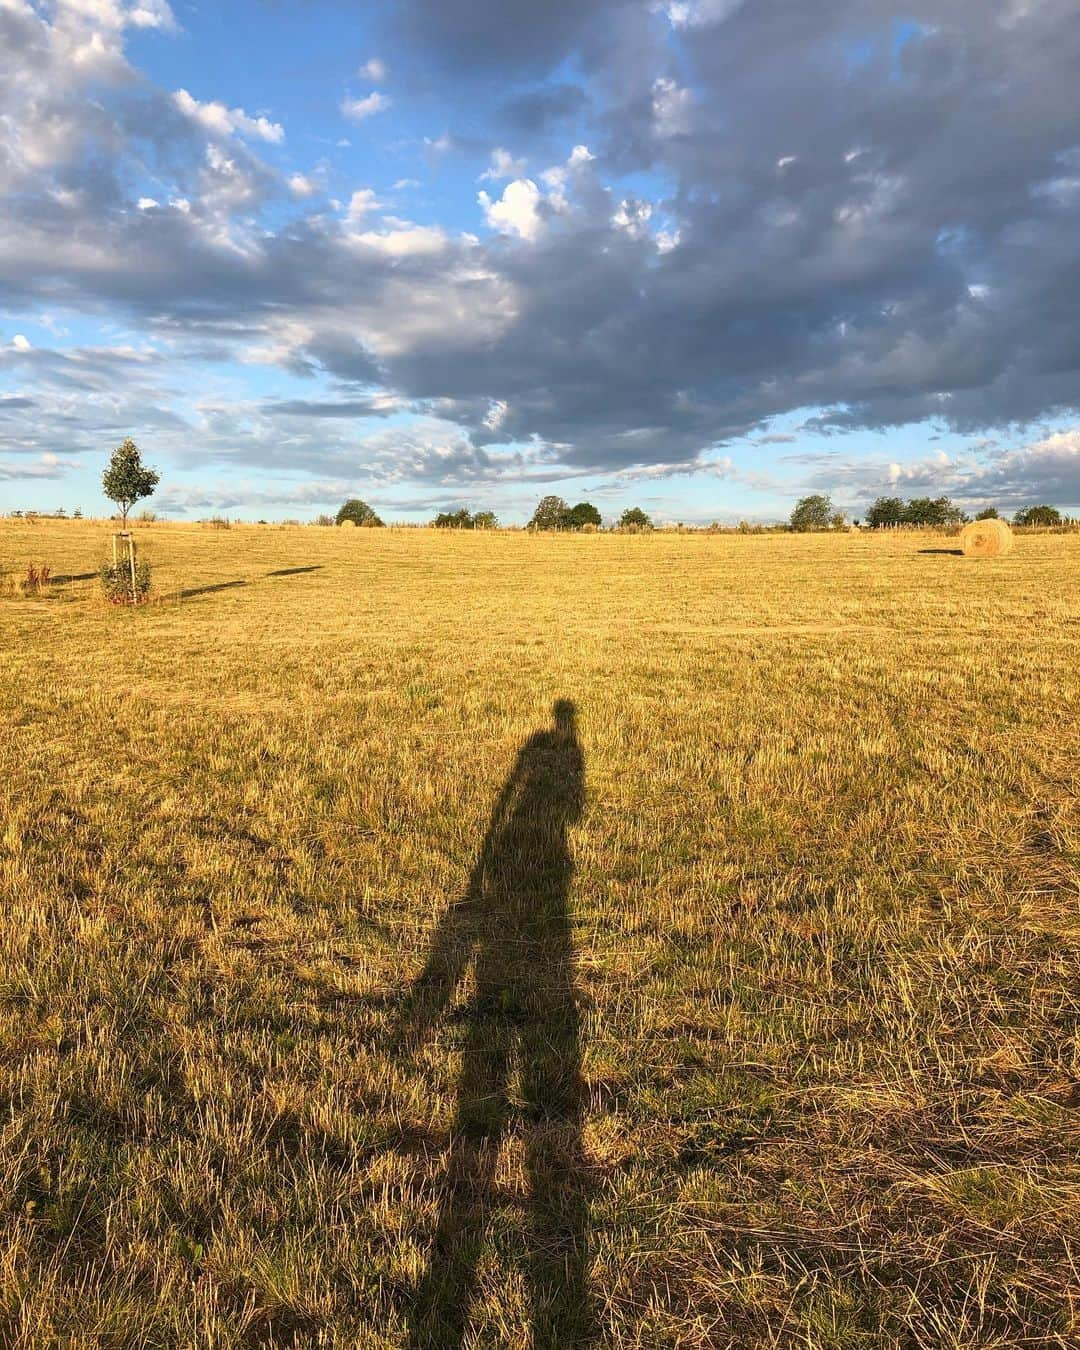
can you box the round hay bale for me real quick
[959,518,1014,558]
[339,518,358,529]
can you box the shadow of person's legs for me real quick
[407,1020,512,1349]
[520,1001,594,1347]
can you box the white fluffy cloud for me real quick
[478,178,544,239]
[173,88,284,143]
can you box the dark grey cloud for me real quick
[500,84,591,136]
[390,0,630,76]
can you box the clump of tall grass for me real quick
[2,562,53,596]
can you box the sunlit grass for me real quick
[1,519,1078,1346]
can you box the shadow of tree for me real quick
[396,700,594,1348]
[178,580,248,599]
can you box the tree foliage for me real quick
[528,495,570,530]
[867,495,967,528]
[1013,505,1062,527]
[866,497,905,528]
[789,494,833,532]
[336,499,384,527]
[975,507,1000,520]
[472,510,498,530]
[618,507,653,531]
[565,501,602,530]
[102,439,159,525]
[432,508,475,529]
[902,496,966,527]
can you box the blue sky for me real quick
[2,0,1080,523]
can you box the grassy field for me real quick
[1,520,1078,1348]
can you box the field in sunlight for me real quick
[1,519,1078,1347]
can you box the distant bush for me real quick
[433,508,475,529]
[903,496,966,527]
[336,499,384,527]
[100,559,152,604]
[618,507,653,532]
[789,495,833,532]
[866,497,905,528]
[566,502,602,530]
[867,494,967,528]
[528,495,570,530]
[312,514,336,527]
[1013,505,1062,527]
[473,510,498,530]
[975,507,1000,520]
[204,516,231,530]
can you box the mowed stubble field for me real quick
[1,520,1078,1348]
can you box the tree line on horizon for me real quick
[789,493,1067,531]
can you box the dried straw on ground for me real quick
[960,518,1014,557]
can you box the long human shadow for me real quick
[396,700,594,1348]
[266,565,323,577]
[918,548,963,556]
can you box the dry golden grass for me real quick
[1,520,1078,1348]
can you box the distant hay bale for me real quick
[959,518,1014,558]
[339,519,358,529]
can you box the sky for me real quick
[2,0,1080,525]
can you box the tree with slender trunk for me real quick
[102,439,160,526]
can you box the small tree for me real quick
[903,496,965,527]
[528,495,570,530]
[975,506,1000,520]
[336,498,384,527]
[432,508,474,529]
[1013,504,1061,527]
[102,438,159,526]
[829,510,847,530]
[618,507,653,531]
[866,496,905,528]
[790,494,832,532]
[566,501,602,530]
[473,510,498,530]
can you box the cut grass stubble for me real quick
[0,521,1078,1347]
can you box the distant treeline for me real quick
[8,496,1075,532]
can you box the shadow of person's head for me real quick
[552,698,577,738]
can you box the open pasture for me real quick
[1,521,1078,1347]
